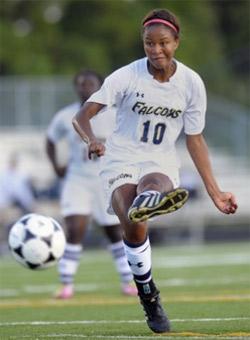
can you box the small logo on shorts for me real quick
[108,173,132,187]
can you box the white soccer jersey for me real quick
[87,57,207,168]
[47,102,116,177]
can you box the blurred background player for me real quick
[0,153,35,253]
[46,69,137,299]
[0,153,35,216]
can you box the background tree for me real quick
[0,0,249,107]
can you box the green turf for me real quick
[0,242,250,339]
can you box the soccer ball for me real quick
[8,213,66,270]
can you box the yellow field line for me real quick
[0,294,250,309]
[165,332,250,337]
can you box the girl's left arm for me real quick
[186,134,238,214]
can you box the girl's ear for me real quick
[174,37,180,51]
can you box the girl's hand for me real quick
[211,191,238,214]
[54,165,67,178]
[88,139,106,159]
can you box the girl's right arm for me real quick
[72,102,106,158]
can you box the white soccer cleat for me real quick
[128,188,189,223]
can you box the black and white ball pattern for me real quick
[8,214,66,270]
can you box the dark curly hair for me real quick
[73,69,103,86]
[142,8,180,37]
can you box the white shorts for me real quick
[100,157,180,215]
[60,174,119,226]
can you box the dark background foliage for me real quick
[0,0,249,106]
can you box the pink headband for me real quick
[143,18,178,34]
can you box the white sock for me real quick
[58,243,82,285]
[123,237,151,284]
[108,240,133,284]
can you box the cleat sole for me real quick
[129,188,189,223]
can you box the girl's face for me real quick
[143,25,179,70]
[75,75,100,102]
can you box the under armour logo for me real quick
[143,283,151,295]
[136,92,144,98]
[128,261,143,268]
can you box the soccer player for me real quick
[0,154,35,215]
[72,9,238,333]
[46,70,137,299]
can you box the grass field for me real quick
[0,241,250,339]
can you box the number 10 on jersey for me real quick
[140,120,166,145]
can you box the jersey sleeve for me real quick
[86,65,133,107]
[183,73,207,135]
[46,112,66,143]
